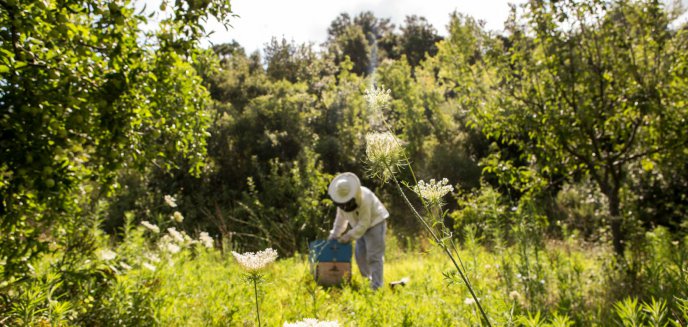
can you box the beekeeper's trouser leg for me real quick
[355,220,386,290]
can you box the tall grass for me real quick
[3,220,686,325]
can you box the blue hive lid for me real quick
[308,239,352,263]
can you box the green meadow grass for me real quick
[18,227,684,326]
[142,236,610,326]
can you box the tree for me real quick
[0,0,233,278]
[426,12,491,190]
[326,11,397,75]
[398,15,443,68]
[212,40,246,62]
[352,11,398,64]
[475,0,688,256]
[264,37,320,83]
[311,57,368,173]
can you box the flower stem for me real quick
[376,108,490,325]
[390,171,492,326]
[253,276,262,327]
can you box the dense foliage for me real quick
[0,0,686,324]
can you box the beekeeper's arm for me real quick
[328,209,348,239]
[341,196,372,242]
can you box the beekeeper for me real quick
[327,172,389,290]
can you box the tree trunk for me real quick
[607,187,625,257]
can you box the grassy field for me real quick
[106,232,649,326]
[12,225,686,326]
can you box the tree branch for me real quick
[617,137,688,165]
[611,116,642,162]
[2,1,22,61]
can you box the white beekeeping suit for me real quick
[328,172,389,290]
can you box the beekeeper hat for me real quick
[328,172,361,203]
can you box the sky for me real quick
[141,0,688,54]
[198,0,528,54]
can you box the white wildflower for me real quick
[366,132,403,164]
[414,178,454,205]
[140,220,160,234]
[167,227,185,244]
[164,195,177,207]
[364,85,392,128]
[284,318,340,327]
[509,290,521,301]
[145,253,161,263]
[464,297,476,305]
[365,132,404,182]
[199,232,214,249]
[232,248,278,272]
[364,85,392,113]
[165,242,181,254]
[98,249,117,261]
[171,211,184,223]
[143,262,156,271]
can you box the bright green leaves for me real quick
[0,0,233,279]
[472,0,688,255]
[130,51,211,174]
[641,158,656,172]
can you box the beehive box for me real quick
[309,239,352,286]
[315,262,351,286]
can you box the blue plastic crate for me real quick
[308,239,352,263]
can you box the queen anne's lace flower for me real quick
[364,85,392,128]
[141,220,160,234]
[143,262,156,271]
[165,242,181,254]
[199,232,214,248]
[145,253,161,263]
[164,195,177,207]
[509,290,521,301]
[414,178,454,205]
[99,249,117,261]
[365,132,404,182]
[283,318,340,327]
[167,227,185,244]
[171,211,184,223]
[364,85,392,113]
[232,248,278,272]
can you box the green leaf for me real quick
[641,159,655,172]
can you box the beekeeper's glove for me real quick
[327,233,337,240]
[338,233,352,243]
